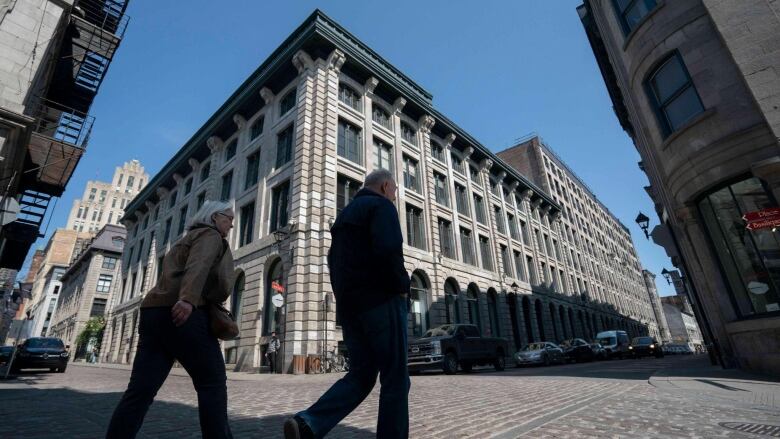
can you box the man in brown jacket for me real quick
[107,200,236,439]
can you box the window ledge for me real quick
[338,101,364,120]
[622,1,666,51]
[372,121,394,137]
[661,108,716,151]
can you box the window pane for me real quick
[665,86,704,131]
[652,57,688,103]
[624,0,656,31]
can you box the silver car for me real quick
[514,342,565,367]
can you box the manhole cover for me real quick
[719,422,780,437]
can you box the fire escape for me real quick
[0,0,130,270]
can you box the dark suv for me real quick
[13,337,70,373]
[629,336,663,358]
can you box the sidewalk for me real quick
[649,356,780,409]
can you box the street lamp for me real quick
[635,212,650,239]
[661,268,672,285]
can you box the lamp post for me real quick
[635,212,650,239]
[661,268,672,285]
[272,225,289,373]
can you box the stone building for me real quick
[65,160,148,233]
[48,224,124,352]
[25,229,92,338]
[662,294,704,350]
[0,0,129,273]
[104,10,654,372]
[497,136,660,336]
[578,0,780,374]
[642,270,670,342]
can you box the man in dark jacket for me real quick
[285,169,411,439]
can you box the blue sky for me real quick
[27,0,677,296]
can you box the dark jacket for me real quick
[328,188,410,321]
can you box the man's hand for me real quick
[172,300,194,327]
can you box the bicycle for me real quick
[319,349,348,373]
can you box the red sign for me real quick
[271,281,285,293]
[746,217,780,231]
[743,207,780,223]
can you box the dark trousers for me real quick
[106,307,232,439]
[297,296,409,439]
[267,351,277,374]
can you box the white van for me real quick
[596,330,630,359]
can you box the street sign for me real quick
[743,207,780,223]
[271,281,285,293]
[746,217,780,231]
[747,281,769,295]
[271,293,284,308]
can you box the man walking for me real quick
[284,169,410,439]
[267,331,281,374]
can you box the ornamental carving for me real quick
[260,87,274,105]
[206,136,224,153]
[187,158,199,170]
[232,114,246,130]
[418,115,435,134]
[172,173,184,184]
[443,133,456,149]
[496,170,507,181]
[156,187,169,198]
[480,158,493,172]
[327,49,346,72]
[393,97,407,114]
[364,77,379,94]
[521,189,534,200]
[463,146,475,159]
[292,50,314,74]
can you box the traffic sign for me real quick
[742,207,780,223]
[271,293,284,308]
[746,217,780,231]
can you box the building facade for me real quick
[103,10,654,372]
[48,224,124,352]
[25,229,92,338]
[65,160,148,233]
[642,270,670,342]
[579,0,780,374]
[662,294,704,350]
[0,0,129,273]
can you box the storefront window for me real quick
[264,260,285,335]
[698,177,780,316]
[444,279,460,324]
[409,272,429,337]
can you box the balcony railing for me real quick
[29,98,94,148]
[73,0,130,38]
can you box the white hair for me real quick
[187,200,233,230]
[364,168,394,188]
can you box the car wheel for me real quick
[494,354,505,372]
[442,352,458,375]
[460,361,473,373]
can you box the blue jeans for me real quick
[106,307,232,439]
[297,295,410,439]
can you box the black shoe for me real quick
[284,415,313,439]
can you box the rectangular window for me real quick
[338,84,361,111]
[438,218,455,259]
[508,214,520,241]
[372,138,393,173]
[251,117,264,140]
[163,218,172,244]
[544,233,552,255]
[239,202,255,247]
[130,272,138,298]
[613,0,658,34]
[460,228,475,266]
[221,171,233,201]
[338,119,362,164]
[431,141,445,163]
[276,126,293,168]
[479,236,493,271]
[469,166,480,186]
[279,89,296,116]
[90,298,107,317]
[96,274,113,293]
[455,184,469,216]
[270,181,290,232]
[474,194,486,224]
[336,174,361,214]
[489,179,500,197]
[225,139,237,161]
[495,206,506,234]
[196,192,206,210]
[402,156,419,193]
[450,152,464,174]
[527,256,538,285]
[646,52,704,136]
[184,177,193,195]
[127,176,135,189]
[501,245,512,277]
[514,250,526,281]
[400,122,416,145]
[177,206,188,236]
[434,172,449,207]
[102,256,117,269]
[245,150,260,189]
[405,204,425,250]
[372,105,392,130]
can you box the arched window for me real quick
[466,284,481,329]
[487,289,500,337]
[409,272,429,337]
[444,279,460,324]
[264,260,284,336]
[231,271,245,323]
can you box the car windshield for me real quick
[26,338,64,349]
[598,337,616,346]
[523,343,546,351]
[632,337,653,345]
[422,326,457,338]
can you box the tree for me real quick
[76,316,106,357]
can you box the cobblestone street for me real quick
[1,356,778,438]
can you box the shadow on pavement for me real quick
[0,386,374,438]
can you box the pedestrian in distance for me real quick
[266,331,281,374]
[106,200,237,439]
[285,169,411,439]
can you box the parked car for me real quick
[664,344,693,355]
[629,336,664,358]
[12,337,69,373]
[596,330,630,359]
[0,346,14,367]
[589,342,609,361]
[560,338,595,363]
[407,324,509,375]
[514,342,565,367]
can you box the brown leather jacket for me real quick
[141,225,235,308]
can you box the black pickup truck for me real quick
[407,324,509,374]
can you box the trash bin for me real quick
[307,354,321,374]
[292,355,306,375]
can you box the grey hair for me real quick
[186,200,233,230]
[363,168,394,189]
